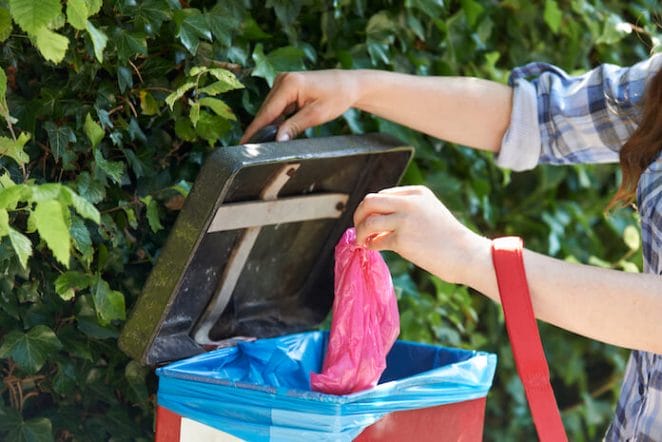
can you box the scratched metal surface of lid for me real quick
[118,133,414,365]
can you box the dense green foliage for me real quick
[0,0,659,440]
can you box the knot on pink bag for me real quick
[311,228,400,395]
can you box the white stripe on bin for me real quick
[180,417,244,442]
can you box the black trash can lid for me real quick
[119,134,413,365]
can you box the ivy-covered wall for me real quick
[0,1,659,440]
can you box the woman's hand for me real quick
[240,70,361,144]
[353,185,490,285]
[241,69,512,152]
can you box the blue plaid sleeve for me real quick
[497,54,662,171]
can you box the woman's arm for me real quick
[240,70,513,153]
[354,186,662,355]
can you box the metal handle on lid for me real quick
[245,124,279,144]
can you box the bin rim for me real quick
[155,330,497,405]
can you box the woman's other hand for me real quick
[353,186,490,286]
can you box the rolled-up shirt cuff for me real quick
[495,78,542,171]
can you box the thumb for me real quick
[276,102,325,142]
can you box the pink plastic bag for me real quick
[311,227,400,395]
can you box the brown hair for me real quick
[609,66,662,208]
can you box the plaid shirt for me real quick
[498,53,662,441]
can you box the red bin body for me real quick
[155,398,487,442]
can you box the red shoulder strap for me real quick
[491,237,567,442]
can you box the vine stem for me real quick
[129,59,144,84]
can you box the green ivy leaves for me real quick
[251,44,306,86]
[0,133,30,166]
[544,0,563,34]
[0,1,657,441]
[8,0,60,35]
[165,66,244,145]
[0,325,62,373]
[84,114,104,148]
[0,409,53,442]
[0,180,100,269]
[9,0,67,62]
[5,0,108,63]
[66,0,88,30]
[34,200,70,266]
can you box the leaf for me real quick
[0,325,62,373]
[34,200,70,267]
[84,113,104,147]
[174,117,197,142]
[266,0,301,28]
[113,28,148,61]
[250,45,276,86]
[122,147,145,178]
[188,65,208,76]
[66,0,88,30]
[55,271,93,301]
[207,5,239,46]
[86,20,108,63]
[92,278,126,324]
[596,13,632,45]
[141,195,163,233]
[199,81,235,95]
[199,69,244,95]
[0,133,30,165]
[53,361,77,395]
[460,0,484,29]
[70,216,93,266]
[251,44,305,87]
[85,0,102,16]
[139,90,159,115]
[93,148,125,184]
[165,81,195,110]
[208,68,244,88]
[195,111,231,146]
[0,171,14,188]
[0,208,8,237]
[407,0,444,19]
[0,8,12,42]
[174,8,211,54]
[8,0,60,35]
[623,225,640,251]
[366,11,394,65]
[133,0,171,34]
[34,27,69,63]
[9,227,31,269]
[242,17,271,40]
[75,172,105,204]
[117,66,133,93]
[43,122,76,163]
[6,417,53,442]
[543,0,562,34]
[188,100,200,127]
[30,183,61,202]
[619,260,639,273]
[198,97,236,121]
[0,407,22,433]
[60,187,100,223]
[266,46,306,72]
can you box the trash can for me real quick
[118,134,497,441]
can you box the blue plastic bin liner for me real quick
[157,331,496,441]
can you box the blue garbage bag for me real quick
[156,331,496,441]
